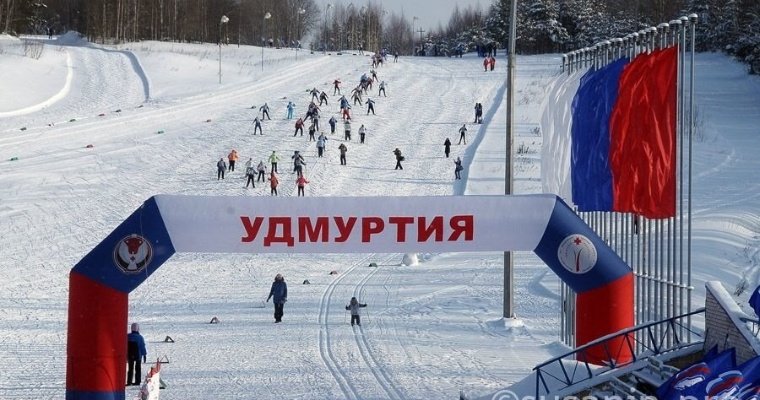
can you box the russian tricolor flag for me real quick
[543,47,679,219]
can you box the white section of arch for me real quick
[153,194,557,254]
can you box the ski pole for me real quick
[245,119,256,135]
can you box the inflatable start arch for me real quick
[67,194,633,400]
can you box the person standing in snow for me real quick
[227,149,239,172]
[345,297,367,326]
[296,174,309,196]
[266,273,288,322]
[292,150,306,177]
[256,160,267,182]
[333,79,341,95]
[308,124,317,142]
[245,161,256,188]
[294,117,304,136]
[444,138,452,158]
[317,133,328,157]
[126,323,147,386]
[260,103,271,120]
[338,143,348,165]
[474,103,483,124]
[319,91,329,106]
[358,124,367,144]
[366,98,376,115]
[286,101,295,120]
[269,150,280,173]
[393,148,404,170]
[454,156,463,180]
[483,57,489,72]
[253,117,263,135]
[489,56,496,71]
[378,81,387,97]
[217,158,227,180]
[458,124,468,145]
[329,115,337,134]
[344,120,352,141]
[310,87,320,102]
[268,171,279,195]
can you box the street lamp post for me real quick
[296,7,305,61]
[219,15,229,84]
[261,12,271,71]
[412,16,418,55]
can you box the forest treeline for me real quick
[1,0,758,73]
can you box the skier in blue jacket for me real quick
[267,273,288,323]
[126,323,147,386]
[286,101,295,120]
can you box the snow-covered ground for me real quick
[1,31,759,399]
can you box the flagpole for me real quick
[504,0,517,320]
[678,14,688,341]
[688,12,698,340]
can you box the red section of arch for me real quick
[576,273,635,365]
[67,272,128,392]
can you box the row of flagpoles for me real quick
[552,14,700,351]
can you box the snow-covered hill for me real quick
[1,33,759,399]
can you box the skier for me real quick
[266,273,287,322]
[310,87,320,102]
[260,103,271,120]
[253,117,262,135]
[444,138,452,158]
[268,171,279,195]
[393,148,404,170]
[474,103,483,124]
[227,149,238,172]
[378,81,387,97]
[286,101,295,120]
[345,297,367,326]
[311,113,320,132]
[308,124,316,141]
[329,115,337,134]
[393,51,398,63]
[454,156,463,180]
[333,79,342,95]
[351,89,363,106]
[366,98,376,115]
[319,91,329,106]
[216,157,227,180]
[294,117,304,136]
[342,104,352,121]
[483,57,489,72]
[489,56,496,71]
[344,120,351,141]
[256,160,267,182]
[296,174,309,196]
[269,150,280,173]
[245,161,256,188]
[292,151,306,177]
[125,323,147,386]
[338,143,348,165]
[317,133,328,157]
[358,124,367,144]
[458,124,468,145]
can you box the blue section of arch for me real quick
[534,197,632,293]
[66,390,125,400]
[71,196,176,294]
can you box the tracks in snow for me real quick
[317,253,404,400]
